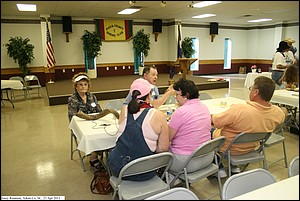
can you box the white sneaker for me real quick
[231,167,241,173]
[218,168,227,178]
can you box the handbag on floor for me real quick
[90,168,112,195]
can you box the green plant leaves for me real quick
[81,30,102,59]
[132,29,151,58]
[181,37,195,58]
[4,36,34,75]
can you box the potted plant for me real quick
[132,29,151,75]
[181,37,195,58]
[81,30,102,78]
[4,36,34,76]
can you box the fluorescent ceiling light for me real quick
[17,4,36,11]
[248,18,272,23]
[193,1,221,8]
[118,8,140,15]
[193,14,216,19]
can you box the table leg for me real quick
[1,88,14,108]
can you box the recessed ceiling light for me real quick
[118,8,140,15]
[193,1,221,8]
[16,4,36,12]
[248,18,272,23]
[192,14,216,19]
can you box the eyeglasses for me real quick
[249,86,257,91]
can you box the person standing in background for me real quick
[284,38,297,65]
[272,41,291,87]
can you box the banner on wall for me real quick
[95,19,133,41]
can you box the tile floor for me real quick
[1,74,299,200]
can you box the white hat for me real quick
[74,75,89,82]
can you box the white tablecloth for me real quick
[271,90,299,108]
[159,97,246,115]
[1,80,23,89]
[244,72,272,89]
[69,113,119,155]
[201,97,246,114]
[231,175,299,200]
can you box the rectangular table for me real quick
[231,175,299,200]
[69,113,119,156]
[1,80,23,108]
[271,89,299,130]
[271,90,299,108]
[244,72,272,90]
[201,97,246,114]
[158,97,246,115]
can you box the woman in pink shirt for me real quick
[168,78,212,179]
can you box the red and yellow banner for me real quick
[95,19,133,41]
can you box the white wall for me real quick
[1,19,299,69]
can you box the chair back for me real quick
[225,132,271,153]
[103,99,123,110]
[9,76,26,86]
[221,168,276,200]
[117,152,174,183]
[145,187,199,200]
[288,155,299,177]
[24,75,41,85]
[273,113,292,135]
[170,136,226,197]
[188,136,226,161]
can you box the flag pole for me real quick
[45,17,55,83]
[48,68,54,83]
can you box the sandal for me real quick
[89,159,100,168]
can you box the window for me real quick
[190,37,199,71]
[224,38,231,69]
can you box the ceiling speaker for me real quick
[153,19,162,33]
[62,16,72,33]
[210,22,218,35]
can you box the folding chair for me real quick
[109,152,174,200]
[70,131,86,171]
[221,168,276,200]
[9,76,28,100]
[220,132,271,177]
[24,75,43,98]
[145,187,199,200]
[288,155,299,177]
[169,136,226,199]
[265,113,292,168]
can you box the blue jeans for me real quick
[271,70,284,86]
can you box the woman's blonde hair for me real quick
[72,72,91,89]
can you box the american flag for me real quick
[46,20,56,69]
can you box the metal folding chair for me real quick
[110,152,174,200]
[220,132,271,177]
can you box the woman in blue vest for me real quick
[108,78,169,181]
